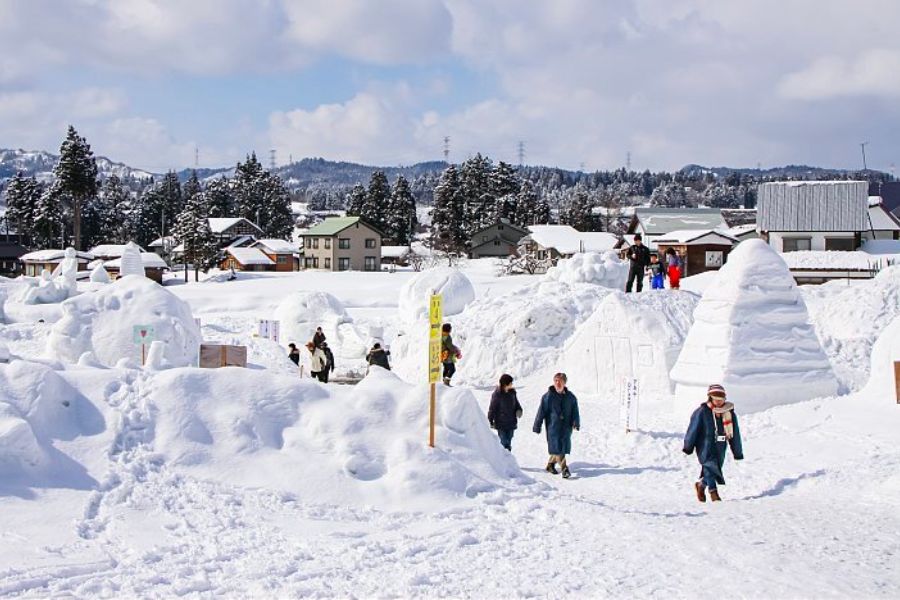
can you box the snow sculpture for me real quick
[90,264,111,284]
[47,275,200,367]
[398,267,475,323]
[119,242,145,278]
[670,239,839,415]
[58,247,79,295]
[546,251,628,289]
[274,291,365,359]
[23,268,71,304]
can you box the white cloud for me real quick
[778,49,900,100]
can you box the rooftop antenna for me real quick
[517,141,526,167]
[443,136,450,163]
[860,141,869,171]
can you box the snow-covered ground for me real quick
[1,253,899,597]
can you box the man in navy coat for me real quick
[534,372,580,479]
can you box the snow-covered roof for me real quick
[722,223,758,238]
[525,226,619,254]
[382,245,411,259]
[148,236,176,248]
[208,217,262,234]
[779,251,887,271]
[633,208,725,235]
[758,181,868,232]
[655,229,738,245]
[88,243,146,258]
[868,204,900,231]
[226,235,257,248]
[225,247,274,265]
[104,252,168,269]
[254,238,297,254]
[20,249,93,262]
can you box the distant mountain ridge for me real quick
[0,147,886,191]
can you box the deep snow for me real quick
[1,254,899,597]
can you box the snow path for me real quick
[3,382,897,597]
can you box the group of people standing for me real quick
[625,234,682,292]
[287,326,335,382]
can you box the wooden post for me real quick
[894,361,900,404]
[429,383,436,448]
[141,344,146,366]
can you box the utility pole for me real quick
[443,136,450,163]
[517,141,526,167]
[860,142,869,171]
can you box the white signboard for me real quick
[705,250,724,268]
[619,377,639,432]
[257,319,280,343]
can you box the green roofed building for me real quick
[301,216,384,272]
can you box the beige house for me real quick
[302,216,383,271]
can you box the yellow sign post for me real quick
[428,293,442,447]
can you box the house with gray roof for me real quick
[756,181,869,252]
[627,208,726,250]
[468,218,529,259]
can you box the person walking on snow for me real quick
[366,342,391,371]
[307,342,328,382]
[665,247,681,289]
[649,253,666,290]
[320,341,335,383]
[441,323,461,386]
[287,342,301,367]
[533,372,580,479]
[488,374,523,451]
[625,234,652,293]
[683,383,744,502]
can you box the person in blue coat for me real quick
[533,372,580,479]
[683,383,744,502]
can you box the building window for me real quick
[338,257,350,271]
[364,257,377,271]
[493,240,501,246]
[324,257,331,269]
[825,237,854,251]
[277,256,288,264]
[782,237,811,252]
[339,238,350,249]
[365,238,376,249]
[498,225,504,230]
[325,238,331,249]
[310,237,319,249]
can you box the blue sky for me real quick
[1,0,899,174]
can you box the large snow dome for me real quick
[273,291,368,359]
[860,314,900,403]
[546,251,628,288]
[670,239,838,415]
[563,290,698,402]
[398,267,475,324]
[47,275,201,368]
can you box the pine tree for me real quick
[515,180,538,226]
[490,161,520,206]
[258,173,294,239]
[234,153,267,224]
[53,125,99,249]
[533,195,551,225]
[160,170,183,226]
[3,172,42,245]
[363,170,390,231]
[182,170,202,203]
[387,175,417,245]
[205,176,234,217]
[459,154,493,234]
[430,165,467,257]
[32,185,63,250]
[96,175,132,243]
[345,184,367,216]
[174,190,217,281]
[134,182,167,248]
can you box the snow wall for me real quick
[860,314,900,403]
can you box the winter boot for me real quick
[545,461,559,475]
[694,481,706,503]
[442,377,451,386]
[709,489,721,502]
[562,466,571,479]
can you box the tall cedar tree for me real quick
[515,180,538,226]
[345,184,367,216]
[430,165,467,257]
[363,170,390,232]
[387,175,417,245]
[174,191,218,281]
[4,172,41,245]
[205,176,234,217]
[233,153,293,238]
[459,154,493,234]
[32,185,63,249]
[53,126,99,249]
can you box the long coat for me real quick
[683,403,744,485]
[533,386,580,455]
[489,388,523,431]
[366,348,391,370]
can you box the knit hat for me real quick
[707,384,727,399]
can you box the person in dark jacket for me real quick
[683,383,744,502]
[312,327,326,348]
[533,372,580,478]
[366,342,391,371]
[320,342,335,383]
[625,234,652,293]
[287,342,301,367]
[488,374,523,451]
[649,253,665,290]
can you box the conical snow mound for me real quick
[119,241,145,278]
[670,239,838,415]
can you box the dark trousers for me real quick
[625,266,644,292]
[319,369,330,383]
[699,456,726,491]
[497,428,514,451]
[443,362,456,380]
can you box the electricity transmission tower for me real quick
[443,136,450,163]
[517,141,526,166]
